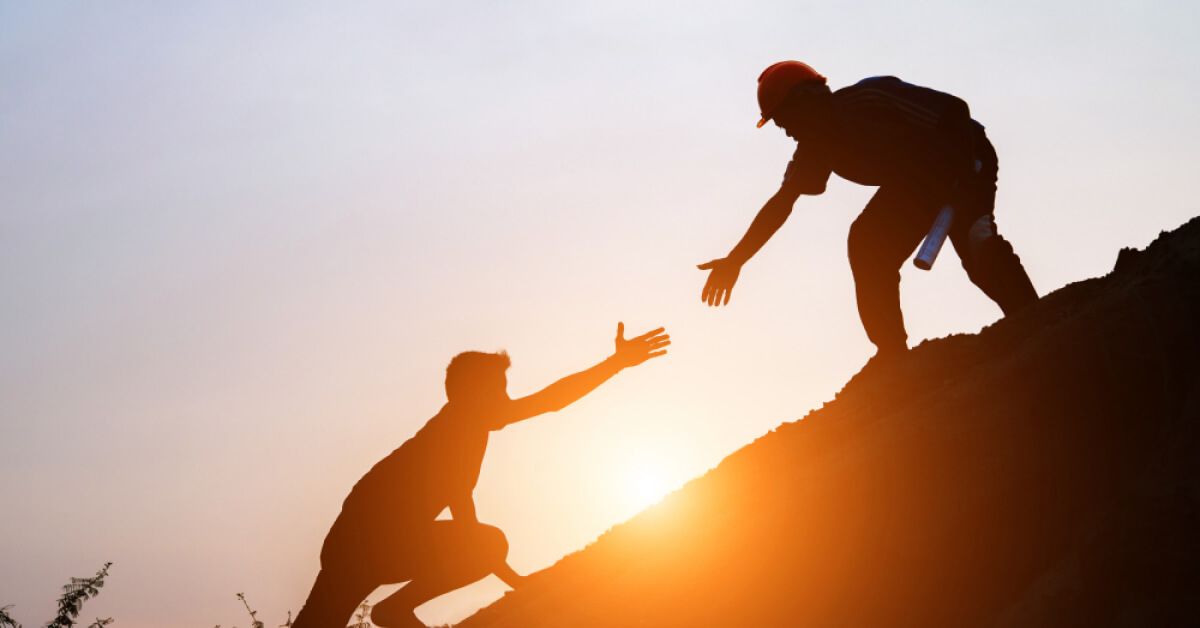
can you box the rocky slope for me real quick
[459,217,1200,628]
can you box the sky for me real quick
[2,1,1197,626]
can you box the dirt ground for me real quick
[459,216,1200,628]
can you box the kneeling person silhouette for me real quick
[292,323,671,628]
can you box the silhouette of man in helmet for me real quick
[699,61,1038,360]
[292,323,670,628]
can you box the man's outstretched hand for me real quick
[612,322,670,368]
[698,257,742,306]
[495,323,669,426]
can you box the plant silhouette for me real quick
[47,562,112,628]
[237,593,266,628]
[1,562,113,628]
[0,605,19,628]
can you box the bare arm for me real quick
[506,356,623,419]
[448,491,527,588]
[727,186,801,265]
[494,562,526,589]
[699,185,802,306]
[448,494,478,524]
[490,323,670,430]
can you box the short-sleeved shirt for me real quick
[336,404,490,528]
[782,76,982,198]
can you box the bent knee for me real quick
[960,215,1015,273]
[475,524,508,561]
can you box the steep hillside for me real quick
[458,216,1200,628]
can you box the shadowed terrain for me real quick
[458,216,1200,627]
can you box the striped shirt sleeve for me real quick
[781,142,833,196]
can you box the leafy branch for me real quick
[346,601,373,628]
[1,604,22,628]
[46,562,113,628]
[236,593,265,628]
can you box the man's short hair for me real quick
[445,351,511,402]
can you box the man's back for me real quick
[836,76,980,188]
[785,76,980,196]
[338,406,490,527]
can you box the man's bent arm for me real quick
[727,186,801,265]
[699,185,805,307]
[448,491,479,524]
[495,562,526,588]
[448,492,527,588]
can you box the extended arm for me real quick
[699,184,802,306]
[507,356,623,418]
[491,323,670,430]
[726,186,801,265]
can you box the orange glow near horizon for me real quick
[617,455,674,513]
[3,3,1197,628]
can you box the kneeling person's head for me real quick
[445,351,511,408]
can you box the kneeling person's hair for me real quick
[445,351,510,402]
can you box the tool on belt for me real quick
[914,159,983,271]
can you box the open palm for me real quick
[613,322,670,368]
[698,257,741,306]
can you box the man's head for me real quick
[756,60,830,134]
[445,351,511,407]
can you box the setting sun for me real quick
[631,466,669,508]
[616,455,676,513]
[3,3,1196,627]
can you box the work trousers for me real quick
[292,520,509,628]
[846,132,1038,352]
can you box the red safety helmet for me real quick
[756,60,827,128]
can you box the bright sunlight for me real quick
[616,454,675,514]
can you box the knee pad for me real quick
[964,214,1014,273]
[967,214,997,258]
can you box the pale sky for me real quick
[2,1,1197,626]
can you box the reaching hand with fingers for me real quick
[612,322,671,368]
[698,258,742,307]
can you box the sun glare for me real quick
[633,468,669,506]
[620,458,673,513]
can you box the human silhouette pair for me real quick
[292,324,669,628]
[294,63,1042,628]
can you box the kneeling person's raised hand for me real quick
[612,322,670,368]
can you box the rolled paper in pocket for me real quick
[914,204,955,271]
